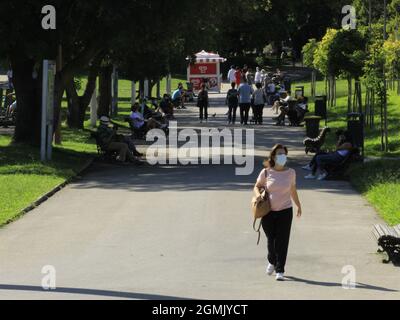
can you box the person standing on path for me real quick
[197,83,209,123]
[254,144,302,281]
[227,65,236,84]
[226,82,239,125]
[238,79,254,125]
[254,67,262,85]
[252,83,266,125]
[234,67,242,88]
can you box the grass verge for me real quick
[348,160,400,226]
[0,132,95,227]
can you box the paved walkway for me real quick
[0,90,399,300]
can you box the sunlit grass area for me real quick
[0,135,91,226]
[0,75,186,226]
[293,77,400,226]
[294,78,400,157]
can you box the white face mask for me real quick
[275,154,287,167]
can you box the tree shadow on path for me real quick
[285,276,399,293]
[0,284,193,300]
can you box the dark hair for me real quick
[263,144,288,168]
[231,82,236,88]
[256,82,262,89]
[131,103,140,112]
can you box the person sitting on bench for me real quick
[303,130,353,181]
[97,116,143,164]
[287,96,308,126]
[130,103,167,137]
[171,83,186,109]
[159,94,175,119]
[272,91,291,114]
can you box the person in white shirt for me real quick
[254,67,262,85]
[227,66,236,84]
[273,91,291,114]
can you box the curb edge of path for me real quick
[1,157,95,228]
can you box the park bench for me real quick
[124,117,146,140]
[373,224,400,265]
[324,147,362,180]
[90,131,118,163]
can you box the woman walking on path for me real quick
[197,83,209,123]
[234,67,242,88]
[252,82,266,125]
[254,144,302,281]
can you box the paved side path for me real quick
[0,91,399,300]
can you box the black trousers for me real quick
[239,103,251,125]
[228,104,238,124]
[199,103,208,120]
[252,104,264,124]
[262,207,293,273]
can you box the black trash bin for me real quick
[315,95,327,120]
[347,112,364,156]
[304,116,322,139]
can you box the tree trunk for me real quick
[11,57,42,146]
[98,65,112,118]
[66,79,81,129]
[347,77,352,113]
[66,66,99,129]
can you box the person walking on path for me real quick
[197,83,209,123]
[226,82,239,125]
[254,144,302,281]
[234,67,242,88]
[252,83,266,125]
[238,79,254,125]
[254,67,262,85]
[227,65,236,84]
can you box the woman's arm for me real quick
[254,182,264,198]
[254,169,267,199]
[291,185,302,217]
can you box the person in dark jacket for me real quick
[197,83,209,123]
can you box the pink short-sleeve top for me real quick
[257,168,296,212]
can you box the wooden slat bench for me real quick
[373,224,400,265]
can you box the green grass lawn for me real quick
[0,75,185,226]
[293,78,400,157]
[293,77,400,226]
[349,160,400,226]
[0,135,93,226]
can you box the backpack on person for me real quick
[227,89,238,106]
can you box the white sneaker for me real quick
[302,164,312,171]
[304,174,317,179]
[317,172,328,181]
[276,273,285,281]
[266,264,275,276]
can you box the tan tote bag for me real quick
[251,170,271,245]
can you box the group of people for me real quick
[224,65,306,126]
[227,65,284,89]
